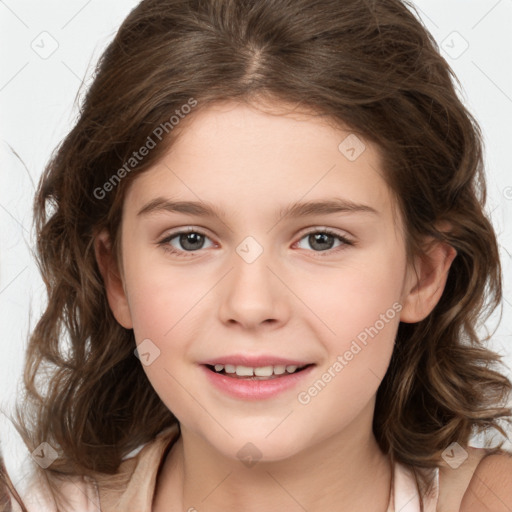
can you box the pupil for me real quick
[180,232,204,250]
[310,233,334,251]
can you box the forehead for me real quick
[123,99,402,235]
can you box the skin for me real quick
[95,99,458,511]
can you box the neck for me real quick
[153,404,392,511]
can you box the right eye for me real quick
[158,228,215,257]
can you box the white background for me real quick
[1,0,511,491]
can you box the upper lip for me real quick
[201,355,313,367]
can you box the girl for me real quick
[2,0,512,510]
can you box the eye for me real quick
[158,228,215,257]
[295,228,354,255]
[157,227,354,258]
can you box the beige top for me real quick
[12,425,439,511]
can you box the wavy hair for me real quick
[3,0,511,509]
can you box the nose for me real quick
[217,240,290,331]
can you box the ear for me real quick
[94,229,133,329]
[400,236,457,323]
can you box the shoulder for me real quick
[95,425,180,511]
[437,445,511,512]
[10,425,179,512]
[459,448,512,512]
[10,471,100,512]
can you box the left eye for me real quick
[295,230,353,253]
[158,228,353,257]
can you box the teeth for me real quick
[211,363,306,376]
[235,366,254,376]
[254,366,273,377]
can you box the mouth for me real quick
[201,359,316,400]
[204,363,314,380]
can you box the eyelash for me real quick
[157,227,355,258]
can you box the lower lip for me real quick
[201,364,315,400]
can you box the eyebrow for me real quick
[137,197,378,219]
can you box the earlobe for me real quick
[94,229,133,329]
[400,238,457,324]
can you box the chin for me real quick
[222,430,307,464]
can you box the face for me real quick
[101,99,443,463]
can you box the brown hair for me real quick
[1,450,14,511]
[4,0,511,509]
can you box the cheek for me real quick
[293,247,405,420]
[123,248,208,343]
[123,260,206,424]
[122,250,211,415]
[294,247,405,349]
[294,256,403,433]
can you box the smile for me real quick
[201,362,315,400]
[206,363,311,379]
